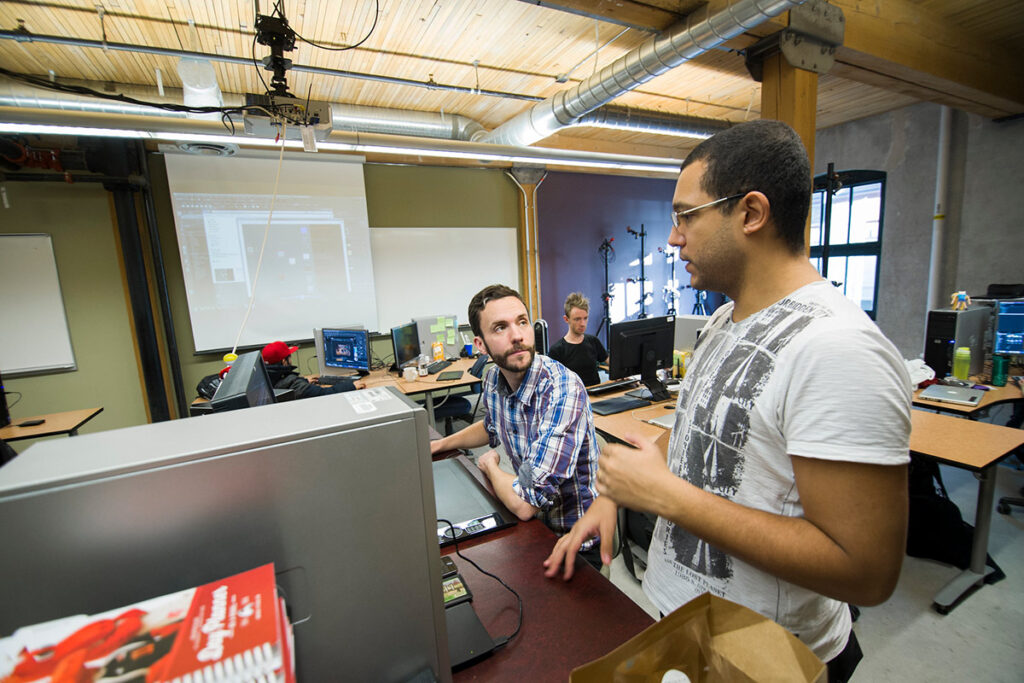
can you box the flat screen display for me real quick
[994,300,1024,355]
[392,321,420,369]
[322,328,371,372]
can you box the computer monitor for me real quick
[608,315,676,401]
[209,350,276,413]
[413,315,461,360]
[317,327,371,377]
[993,300,1024,355]
[392,321,421,370]
[0,388,452,681]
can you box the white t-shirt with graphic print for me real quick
[642,280,911,662]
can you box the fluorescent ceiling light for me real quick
[0,121,681,174]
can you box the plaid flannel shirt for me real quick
[482,353,600,546]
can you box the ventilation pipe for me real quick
[479,0,803,147]
[927,105,953,312]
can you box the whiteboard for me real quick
[371,227,518,331]
[0,234,76,376]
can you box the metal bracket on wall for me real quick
[744,0,845,81]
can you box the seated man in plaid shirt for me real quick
[430,284,603,570]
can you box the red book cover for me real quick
[0,564,285,683]
[155,564,282,683]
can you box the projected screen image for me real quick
[323,328,370,372]
[166,153,377,353]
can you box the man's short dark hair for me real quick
[468,284,527,337]
[681,119,811,253]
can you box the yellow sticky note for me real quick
[447,330,456,344]
[430,323,443,333]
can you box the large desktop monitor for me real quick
[609,315,676,401]
[392,320,421,370]
[209,349,276,413]
[0,387,452,681]
[993,300,1024,355]
[315,327,371,378]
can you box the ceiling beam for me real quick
[517,1,696,32]
[830,0,1024,118]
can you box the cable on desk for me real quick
[4,391,22,409]
[437,518,522,647]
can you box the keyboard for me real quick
[590,396,651,415]
[427,359,453,374]
[586,377,639,396]
[317,375,349,385]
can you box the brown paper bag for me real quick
[570,593,826,683]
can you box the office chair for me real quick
[422,355,489,435]
[534,319,549,355]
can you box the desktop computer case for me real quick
[0,388,452,682]
[923,305,991,378]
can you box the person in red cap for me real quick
[260,340,364,398]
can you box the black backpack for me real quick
[906,454,1003,581]
[196,373,222,400]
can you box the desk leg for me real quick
[424,392,437,429]
[932,465,997,614]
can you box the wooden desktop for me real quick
[0,407,103,442]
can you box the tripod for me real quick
[627,224,649,318]
[692,289,709,315]
[596,237,615,348]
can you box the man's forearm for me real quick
[480,461,538,522]
[433,419,489,453]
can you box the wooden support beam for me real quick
[760,52,817,253]
[831,0,1024,118]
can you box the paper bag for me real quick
[570,593,826,683]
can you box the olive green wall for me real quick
[2,182,148,452]
[149,157,520,399]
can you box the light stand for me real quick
[627,224,649,318]
[596,236,615,349]
[658,245,679,315]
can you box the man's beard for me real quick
[488,342,535,373]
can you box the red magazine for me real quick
[0,564,289,683]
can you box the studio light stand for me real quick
[658,245,679,315]
[596,236,615,348]
[627,224,649,319]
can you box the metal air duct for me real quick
[479,0,804,146]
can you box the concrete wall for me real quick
[814,102,1023,358]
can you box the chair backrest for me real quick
[986,283,1024,299]
[534,319,549,355]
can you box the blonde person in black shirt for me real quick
[547,292,607,387]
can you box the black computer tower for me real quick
[923,305,992,377]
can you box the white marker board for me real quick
[0,234,77,376]
[370,227,518,332]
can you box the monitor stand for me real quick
[626,373,671,402]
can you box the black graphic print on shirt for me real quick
[665,299,821,579]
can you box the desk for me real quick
[364,357,482,428]
[909,410,1024,613]
[0,407,103,442]
[913,380,1023,416]
[443,455,655,681]
[595,398,1024,614]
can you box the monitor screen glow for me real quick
[321,328,371,372]
[994,300,1024,355]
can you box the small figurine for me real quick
[950,290,971,310]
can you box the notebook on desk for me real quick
[918,384,985,406]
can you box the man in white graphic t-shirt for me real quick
[544,120,911,683]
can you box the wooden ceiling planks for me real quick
[0,0,1020,168]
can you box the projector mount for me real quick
[254,2,296,98]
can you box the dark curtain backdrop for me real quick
[536,171,724,345]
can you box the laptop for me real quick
[646,410,676,429]
[918,384,985,407]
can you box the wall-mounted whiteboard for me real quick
[371,227,518,332]
[0,234,77,376]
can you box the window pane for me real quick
[810,256,822,274]
[849,183,882,243]
[810,191,824,248]
[828,187,851,245]
[828,255,877,312]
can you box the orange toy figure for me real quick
[950,290,971,310]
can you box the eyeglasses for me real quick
[671,192,747,228]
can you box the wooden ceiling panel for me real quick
[0,0,1019,166]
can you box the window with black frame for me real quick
[810,168,886,319]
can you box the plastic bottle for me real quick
[432,341,444,362]
[991,354,1008,387]
[952,346,971,381]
